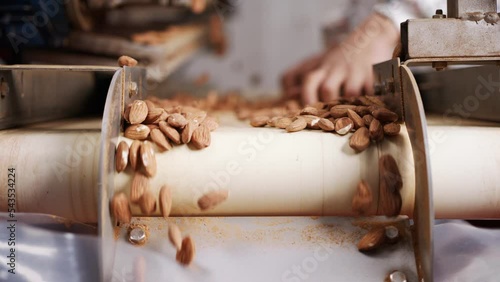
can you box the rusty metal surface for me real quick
[401,65,434,282]
[113,216,418,282]
[401,19,500,59]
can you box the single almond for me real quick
[335,117,354,135]
[276,117,293,129]
[130,172,149,204]
[150,128,172,152]
[347,109,365,129]
[181,121,197,144]
[145,100,156,111]
[185,110,207,125]
[176,236,196,266]
[111,192,131,223]
[349,127,370,152]
[318,118,335,132]
[167,113,188,129]
[129,100,149,124]
[159,185,173,218]
[330,107,348,119]
[191,124,211,149]
[267,116,280,127]
[286,117,307,132]
[378,155,403,217]
[250,116,269,127]
[354,106,370,116]
[123,104,132,123]
[362,114,374,127]
[365,95,386,107]
[115,141,129,172]
[125,124,151,140]
[140,141,157,177]
[352,180,373,215]
[383,123,401,136]
[138,191,156,215]
[357,227,386,252]
[129,140,141,170]
[369,119,384,141]
[201,116,219,131]
[302,115,321,129]
[372,108,398,123]
[168,223,182,251]
[146,124,159,131]
[300,106,318,116]
[159,121,182,145]
[118,55,138,67]
[144,108,165,124]
[197,189,229,211]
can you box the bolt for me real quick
[432,9,446,19]
[129,81,138,98]
[129,227,146,245]
[385,225,400,244]
[387,270,407,282]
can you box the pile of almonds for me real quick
[243,95,401,153]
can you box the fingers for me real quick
[343,66,366,97]
[302,68,327,105]
[319,68,345,101]
[363,69,375,96]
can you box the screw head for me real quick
[129,227,146,245]
[388,270,407,282]
[385,225,399,243]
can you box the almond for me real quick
[352,180,373,215]
[159,121,181,145]
[334,117,353,135]
[185,110,207,125]
[276,117,293,129]
[372,108,398,123]
[267,116,280,127]
[125,124,151,140]
[159,185,173,218]
[300,106,318,116]
[140,141,157,177]
[150,128,172,152]
[250,116,269,127]
[130,172,149,203]
[201,116,219,132]
[191,124,211,149]
[168,223,182,251]
[383,123,401,136]
[362,114,374,127]
[145,100,156,111]
[354,106,370,116]
[349,127,370,152]
[369,119,384,141]
[176,236,196,266]
[378,155,403,217]
[146,124,159,131]
[115,141,129,172]
[286,117,307,132]
[144,108,166,124]
[365,95,386,107]
[357,227,386,252]
[302,115,321,129]
[118,55,138,67]
[167,113,188,128]
[138,191,156,215]
[129,100,149,124]
[347,109,365,129]
[123,104,132,123]
[129,140,141,170]
[330,107,348,119]
[181,121,197,144]
[197,189,229,211]
[111,192,131,223]
[318,118,335,132]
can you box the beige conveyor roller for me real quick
[1,115,499,222]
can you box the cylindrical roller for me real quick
[1,118,499,222]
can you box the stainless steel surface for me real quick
[373,58,403,119]
[114,216,419,282]
[419,66,500,122]
[447,0,498,18]
[401,19,500,60]
[98,65,147,282]
[0,65,116,130]
[401,65,434,282]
